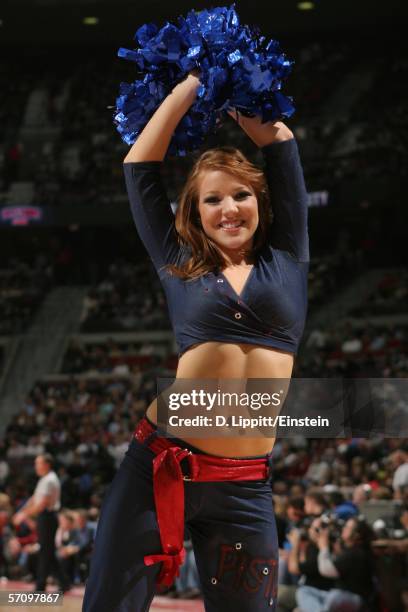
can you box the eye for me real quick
[235,191,252,200]
[203,196,221,204]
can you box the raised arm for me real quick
[227,112,294,146]
[124,73,201,162]
[229,113,309,262]
[123,74,200,272]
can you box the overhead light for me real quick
[297,1,315,9]
[83,16,99,26]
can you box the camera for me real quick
[315,512,345,543]
[297,516,313,541]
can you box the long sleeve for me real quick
[261,138,309,263]
[123,162,180,273]
[317,548,340,578]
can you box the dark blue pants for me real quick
[82,433,278,612]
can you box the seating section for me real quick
[0,257,54,335]
[2,40,406,205]
[79,260,170,333]
[351,271,408,317]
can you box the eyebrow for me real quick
[202,186,252,196]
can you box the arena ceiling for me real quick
[0,0,404,45]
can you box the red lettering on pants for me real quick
[216,545,278,601]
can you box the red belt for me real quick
[134,417,271,586]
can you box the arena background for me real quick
[0,0,407,610]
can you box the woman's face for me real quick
[341,519,356,544]
[309,517,321,543]
[197,170,259,255]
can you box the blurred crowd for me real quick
[1,39,407,207]
[307,252,359,312]
[0,495,96,588]
[0,375,149,585]
[1,397,408,608]
[60,321,408,381]
[270,437,408,611]
[61,338,174,376]
[78,253,358,334]
[351,271,408,317]
[79,260,169,333]
[301,323,408,378]
[289,41,408,187]
[0,245,363,340]
[0,256,54,335]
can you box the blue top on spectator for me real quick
[123,138,309,356]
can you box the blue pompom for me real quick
[114,5,295,156]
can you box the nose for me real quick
[222,196,239,216]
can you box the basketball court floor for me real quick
[0,582,205,612]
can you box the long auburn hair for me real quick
[167,146,271,280]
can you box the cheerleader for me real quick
[83,70,309,612]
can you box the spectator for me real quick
[71,510,94,583]
[55,510,79,583]
[277,517,335,611]
[0,453,9,488]
[352,483,372,505]
[325,489,358,521]
[304,490,329,517]
[296,516,375,611]
[391,448,408,498]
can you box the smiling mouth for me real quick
[219,221,244,230]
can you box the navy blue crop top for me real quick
[123,138,309,356]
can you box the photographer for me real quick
[277,518,335,611]
[296,516,374,612]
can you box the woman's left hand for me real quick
[226,109,293,147]
[317,527,330,549]
[287,528,301,546]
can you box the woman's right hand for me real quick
[173,71,201,99]
[124,69,201,162]
[189,68,201,79]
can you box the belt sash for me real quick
[134,417,270,586]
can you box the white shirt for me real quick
[393,462,408,492]
[33,471,61,512]
[0,460,10,484]
[108,442,128,468]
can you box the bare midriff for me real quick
[145,341,294,458]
